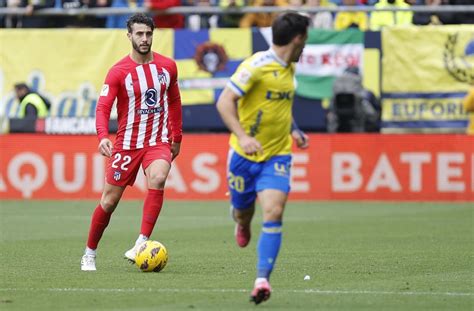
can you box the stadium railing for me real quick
[1,5,474,16]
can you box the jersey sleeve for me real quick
[167,61,183,143]
[227,60,261,97]
[96,68,120,141]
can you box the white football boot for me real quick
[125,235,148,262]
[81,254,96,271]
[124,246,138,262]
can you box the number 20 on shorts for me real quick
[228,172,245,193]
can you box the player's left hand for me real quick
[171,142,181,161]
[292,129,309,149]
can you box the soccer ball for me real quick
[135,240,168,272]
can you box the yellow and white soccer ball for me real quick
[135,240,168,272]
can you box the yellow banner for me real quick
[0,29,173,118]
[0,28,252,116]
[382,97,467,121]
[382,25,474,93]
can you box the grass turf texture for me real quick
[0,201,472,310]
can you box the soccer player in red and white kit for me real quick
[81,13,182,271]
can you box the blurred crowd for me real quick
[0,0,473,29]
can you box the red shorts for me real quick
[106,143,172,187]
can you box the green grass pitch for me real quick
[0,200,472,310]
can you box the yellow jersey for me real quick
[227,49,295,162]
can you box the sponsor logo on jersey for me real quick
[136,107,163,115]
[265,90,293,100]
[100,84,109,97]
[145,88,158,106]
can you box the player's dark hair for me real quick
[127,13,155,33]
[272,12,309,46]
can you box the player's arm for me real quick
[216,87,262,156]
[290,73,309,149]
[96,69,120,157]
[291,118,309,149]
[168,61,183,161]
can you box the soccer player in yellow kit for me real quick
[216,12,310,305]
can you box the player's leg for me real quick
[141,158,170,237]
[125,145,172,261]
[250,155,291,304]
[232,201,255,247]
[227,149,259,247]
[82,148,141,270]
[81,182,126,271]
[250,189,287,304]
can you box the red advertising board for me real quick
[0,134,472,201]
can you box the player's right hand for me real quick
[239,135,263,156]
[98,138,113,157]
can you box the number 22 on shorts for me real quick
[111,153,132,171]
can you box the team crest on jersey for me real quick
[236,68,252,84]
[145,88,158,106]
[113,171,121,181]
[157,73,167,85]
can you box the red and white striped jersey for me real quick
[96,52,182,150]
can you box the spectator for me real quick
[106,0,145,29]
[305,0,334,29]
[239,0,288,28]
[147,0,185,29]
[57,0,87,27]
[413,0,454,25]
[187,0,218,30]
[327,67,379,133]
[288,0,303,7]
[13,83,50,119]
[370,0,413,31]
[334,0,368,30]
[0,0,4,27]
[450,0,474,24]
[0,0,5,27]
[462,88,474,135]
[218,0,245,28]
[5,0,22,27]
[17,0,56,28]
[82,0,111,28]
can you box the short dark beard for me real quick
[132,40,151,55]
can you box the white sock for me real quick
[135,234,148,246]
[84,247,96,257]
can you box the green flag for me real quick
[296,29,364,99]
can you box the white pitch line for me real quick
[0,288,472,297]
